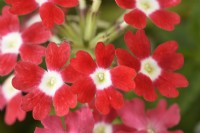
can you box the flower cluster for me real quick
[0,0,188,132]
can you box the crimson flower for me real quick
[70,42,136,114]
[0,6,51,76]
[116,30,188,101]
[12,42,77,120]
[5,0,78,28]
[118,98,183,133]
[0,75,26,125]
[115,0,181,31]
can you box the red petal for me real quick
[153,41,184,71]
[72,77,96,103]
[0,54,17,76]
[115,48,140,72]
[150,10,180,31]
[105,87,124,110]
[124,30,151,59]
[95,90,110,114]
[5,0,38,15]
[0,6,19,36]
[158,0,181,8]
[111,66,136,92]
[53,85,77,116]
[53,0,79,7]
[45,42,70,71]
[19,44,45,64]
[134,73,157,101]
[115,0,135,9]
[22,22,51,44]
[70,51,96,75]
[124,9,147,29]
[95,42,115,68]
[12,62,44,91]
[40,2,64,28]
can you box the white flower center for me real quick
[39,71,63,96]
[93,122,113,133]
[136,0,160,16]
[35,0,48,6]
[1,32,22,54]
[147,128,156,133]
[90,68,112,90]
[140,57,161,81]
[2,75,20,101]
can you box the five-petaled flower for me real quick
[5,0,79,28]
[118,98,183,133]
[12,42,77,120]
[0,6,51,76]
[70,42,136,114]
[115,0,181,31]
[116,30,188,101]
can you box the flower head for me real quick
[116,30,188,101]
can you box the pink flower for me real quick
[12,42,77,120]
[70,42,136,114]
[116,30,188,101]
[118,98,183,133]
[5,0,79,28]
[35,107,94,133]
[0,75,26,125]
[0,6,51,76]
[115,0,181,31]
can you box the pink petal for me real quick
[153,41,183,71]
[5,0,38,15]
[150,10,180,31]
[134,73,157,101]
[124,30,151,59]
[72,77,96,103]
[95,90,110,114]
[22,22,51,44]
[12,62,44,91]
[0,6,19,36]
[105,87,124,110]
[115,0,135,9]
[65,107,94,133]
[0,54,17,76]
[70,51,96,75]
[53,0,79,7]
[124,10,147,29]
[158,0,181,8]
[111,66,136,92]
[53,85,77,116]
[118,98,147,129]
[95,42,115,68]
[115,48,141,72]
[19,44,45,64]
[45,42,70,71]
[40,2,64,28]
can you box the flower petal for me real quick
[111,66,136,92]
[124,30,151,59]
[95,90,110,114]
[95,42,115,68]
[150,10,180,31]
[115,0,135,9]
[53,0,79,7]
[158,0,181,8]
[124,9,147,29]
[45,42,70,71]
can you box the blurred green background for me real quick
[0,0,200,133]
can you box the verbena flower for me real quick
[116,30,188,101]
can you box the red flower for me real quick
[5,0,79,28]
[0,6,51,76]
[116,30,188,101]
[12,42,77,120]
[118,98,183,133]
[0,75,26,125]
[70,42,136,114]
[115,0,181,31]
